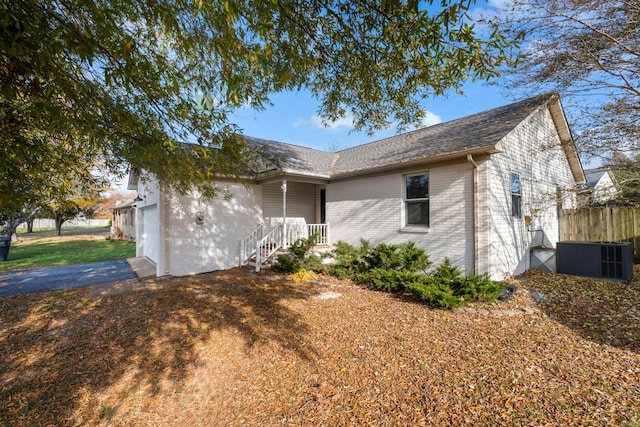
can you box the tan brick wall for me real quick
[326,161,475,272]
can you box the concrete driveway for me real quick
[0,260,137,298]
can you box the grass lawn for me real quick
[0,227,135,272]
[14,225,111,240]
[0,267,638,426]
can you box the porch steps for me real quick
[246,248,287,269]
[240,223,330,271]
[245,245,332,270]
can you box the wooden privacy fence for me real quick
[558,207,640,262]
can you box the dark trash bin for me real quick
[0,237,10,261]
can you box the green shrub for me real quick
[454,273,506,302]
[363,242,432,272]
[355,268,421,292]
[274,233,322,274]
[329,265,352,280]
[406,280,464,310]
[429,258,506,306]
[274,254,300,273]
[399,241,432,272]
[327,240,504,309]
[364,243,404,270]
[330,239,370,276]
[433,258,462,286]
[301,254,327,274]
[331,239,431,274]
[289,233,319,260]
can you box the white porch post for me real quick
[281,179,287,247]
[134,204,141,257]
[326,222,330,246]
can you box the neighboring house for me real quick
[582,168,618,206]
[111,199,136,241]
[129,93,585,280]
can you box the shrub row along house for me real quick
[128,93,585,280]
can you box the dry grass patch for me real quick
[0,268,639,426]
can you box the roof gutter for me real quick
[331,145,502,182]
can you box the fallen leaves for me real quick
[518,268,640,351]
[0,267,638,426]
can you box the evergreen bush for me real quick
[432,258,462,286]
[274,233,325,274]
[355,268,420,292]
[329,239,370,277]
[274,254,300,273]
[305,239,506,310]
[288,233,319,260]
[301,254,327,274]
[405,280,464,310]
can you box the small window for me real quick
[511,172,522,218]
[405,173,429,226]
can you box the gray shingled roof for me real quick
[245,136,335,178]
[584,168,609,189]
[332,93,555,176]
[248,93,557,179]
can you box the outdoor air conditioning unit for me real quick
[557,241,634,282]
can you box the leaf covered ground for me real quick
[0,267,639,426]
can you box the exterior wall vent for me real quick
[557,241,634,282]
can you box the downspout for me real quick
[134,203,141,257]
[467,154,480,274]
[281,180,287,248]
[158,182,169,276]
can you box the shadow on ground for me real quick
[516,266,640,353]
[0,271,317,425]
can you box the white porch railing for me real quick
[242,223,330,271]
[284,223,329,246]
[239,223,264,265]
[255,224,283,272]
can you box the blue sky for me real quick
[231,80,514,152]
[230,0,514,152]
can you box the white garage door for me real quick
[142,206,159,263]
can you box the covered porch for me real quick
[240,178,329,270]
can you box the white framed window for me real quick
[405,173,429,227]
[511,172,522,218]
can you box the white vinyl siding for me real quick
[262,181,316,226]
[489,106,577,279]
[591,173,617,204]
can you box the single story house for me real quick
[581,168,618,206]
[111,199,136,241]
[129,93,585,280]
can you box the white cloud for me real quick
[407,110,443,130]
[420,111,443,127]
[293,114,354,131]
[488,0,512,8]
[468,0,514,28]
[294,110,442,132]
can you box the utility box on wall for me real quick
[557,241,634,282]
